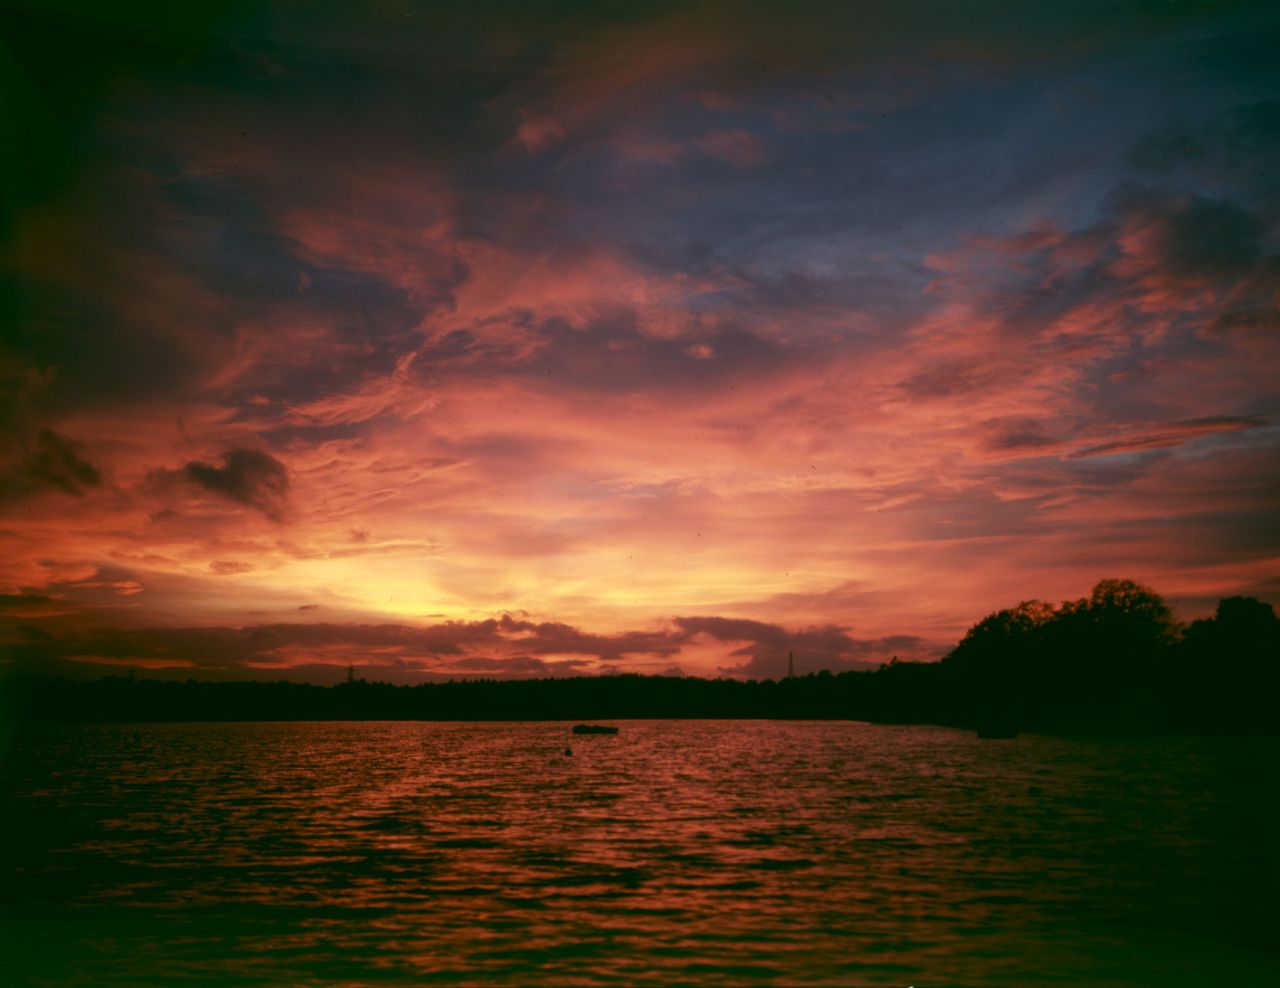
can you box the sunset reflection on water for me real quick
[2,721,1277,985]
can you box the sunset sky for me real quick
[2,1,1278,682]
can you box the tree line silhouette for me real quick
[883,579,1279,732]
[3,580,1276,733]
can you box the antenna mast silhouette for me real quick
[787,650,794,679]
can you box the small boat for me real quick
[572,724,619,735]
[976,723,1020,739]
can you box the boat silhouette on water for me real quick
[572,724,619,735]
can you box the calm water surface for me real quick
[2,721,1277,986]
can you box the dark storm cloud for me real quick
[508,12,1273,334]
[7,0,1276,423]
[0,617,677,674]
[149,157,445,345]
[3,610,933,681]
[1,237,220,409]
[495,614,682,660]
[981,195,1270,347]
[0,592,72,617]
[901,94,1280,453]
[675,616,794,645]
[2,428,101,504]
[183,448,289,519]
[16,430,101,496]
[1112,190,1267,281]
[674,616,933,677]
[452,655,590,677]
[0,1,258,238]
[3,30,452,416]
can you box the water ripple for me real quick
[2,721,1277,985]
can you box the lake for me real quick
[1,721,1277,985]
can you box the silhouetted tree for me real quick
[944,599,1057,673]
[940,599,1057,727]
[1179,596,1279,729]
[1059,578,1179,649]
[1036,579,1179,727]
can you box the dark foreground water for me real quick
[1,721,1277,986]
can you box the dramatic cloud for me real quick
[182,449,290,520]
[9,431,102,497]
[0,593,71,619]
[0,606,948,681]
[0,2,1277,680]
[675,617,936,678]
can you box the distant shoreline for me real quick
[7,580,1276,736]
[4,667,1275,735]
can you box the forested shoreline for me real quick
[4,581,1276,733]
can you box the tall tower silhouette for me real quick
[788,650,794,678]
